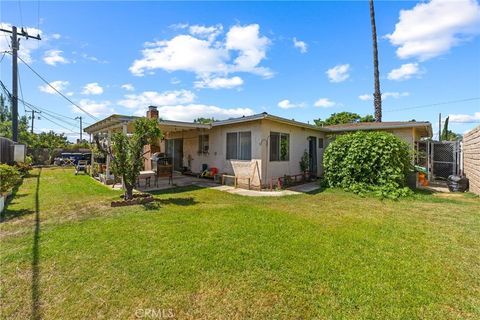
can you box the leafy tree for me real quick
[314,112,375,126]
[110,118,162,200]
[441,116,462,141]
[0,164,20,195]
[193,117,215,124]
[0,94,35,145]
[324,131,412,198]
[31,131,69,163]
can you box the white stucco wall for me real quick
[260,119,326,185]
[163,119,327,188]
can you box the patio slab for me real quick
[210,182,320,197]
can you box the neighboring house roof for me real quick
[325,121,433,137]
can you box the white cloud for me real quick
[314,98,336,108]
[130,34,228,76]
[383,91,410,99]
[118,90,196,109]
[39,80,69,94]
[359,91,410,100]
[448,112,480,123]
[82,82,104,95]
[359,94,372,101]
[189,24,223,41]
[226,24,272,77]
[326,64,350,83]
[51,33,61,40]
[129,23,272,81]
[171,77,181,85]
[43,49,69,66]
[293,37,308,53]
[135,104,255,122]
[386,0,480,61]
[81,53,108,64]
[194,76,243,89]
[0,22,43,63]
[387,63,421,81]
[73,99,114,117]
[277,99,305,109]
[121,84,135,91]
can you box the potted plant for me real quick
[299,150,309,181]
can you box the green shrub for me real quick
[0,164,20,195]
[323,131,413,199]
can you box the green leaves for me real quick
[324,131,413,199]
[0,164,20,194]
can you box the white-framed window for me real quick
[198,134,209,154]
[270,132,290,161]
[226,131,251,160]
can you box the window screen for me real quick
[270,132,289,161]
[226,132,237,160]
[226,131,251,160]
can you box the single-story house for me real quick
[84,106,432,189]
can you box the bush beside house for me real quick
[323,131,412,198]
[0,164,20,213]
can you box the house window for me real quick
[270,132,290,161]
[318,138,324,149]
[226,131,251,160]
[198,134,209,154]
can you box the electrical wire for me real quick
[15,54,99,121]
[384,97,480,113]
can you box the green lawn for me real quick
[1,167,479,319]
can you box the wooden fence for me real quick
[463,126,480,195]
[0,137,15,164]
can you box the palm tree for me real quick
[370,0,382,122]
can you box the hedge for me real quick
[323,131,413,198]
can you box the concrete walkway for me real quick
[210,182,321,197]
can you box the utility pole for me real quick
[30,110,41,133]
[0,26,41,142]
[75,116,83,142]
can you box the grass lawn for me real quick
[1,167,479,319]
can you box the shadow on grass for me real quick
[148,185,205,196]
[1,176,34,222]
[143,197,199,210]
[32,168,42,320]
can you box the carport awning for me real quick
[84,114,138,134]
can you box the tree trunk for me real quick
[370,0,382,122]
[124,184,134,200]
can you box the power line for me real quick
[384,97,480,113]
[15,54,99,121]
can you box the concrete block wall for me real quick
[463,126,480,195]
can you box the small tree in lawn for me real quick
[110,118,162,200]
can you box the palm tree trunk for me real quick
[370,0,382,122]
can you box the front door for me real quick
[165,138,183,171]
[308,136,317,176]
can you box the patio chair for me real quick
[75,160,88,175]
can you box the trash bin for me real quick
[446,175,469,192]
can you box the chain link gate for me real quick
[415,141,461,182]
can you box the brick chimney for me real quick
[146,105,159,119]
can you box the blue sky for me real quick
[1,0,480,141]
